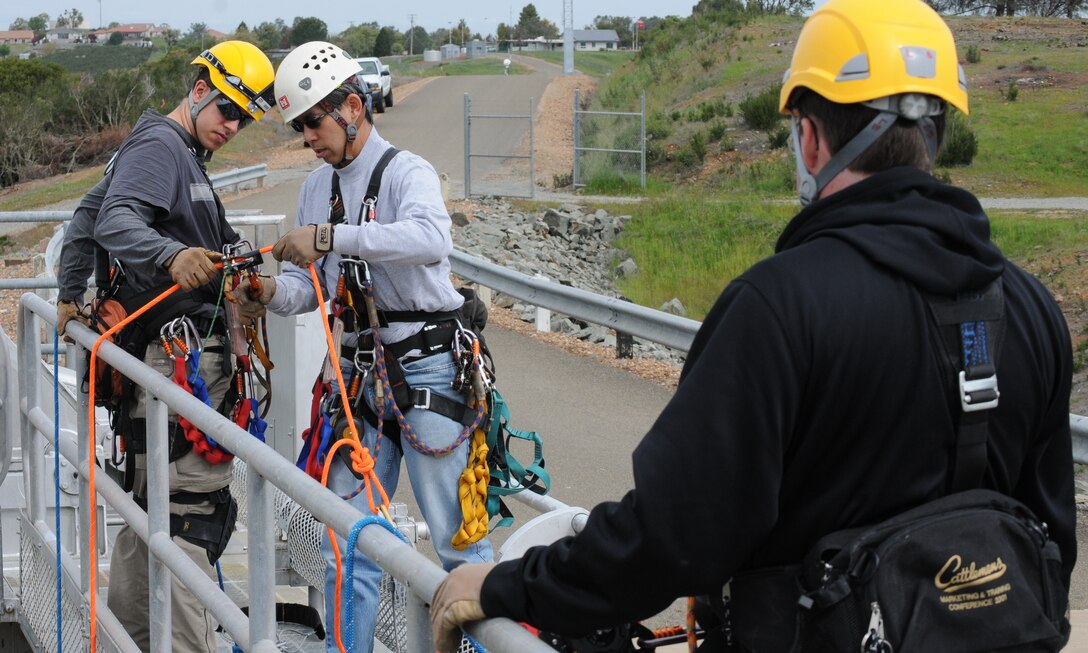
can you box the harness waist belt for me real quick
[342,320,458,362]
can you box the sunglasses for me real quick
[290,111,329,133]
[216,97,255,128]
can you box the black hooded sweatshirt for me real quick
[480,167,1075,634]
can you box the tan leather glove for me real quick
[166,247,223,291]
[430,562,496,653]
[272,224,334,267]
[227,276,276,326]
[57,300,89,343]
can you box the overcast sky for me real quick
[4,1,704,38]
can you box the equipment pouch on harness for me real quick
[172,494,238,565]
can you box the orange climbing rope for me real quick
[307,262,392,653]
[84,246,273,651]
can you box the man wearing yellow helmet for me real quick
[429,1,1075,651]
[56,40,274,652]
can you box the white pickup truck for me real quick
[354,57,393,113]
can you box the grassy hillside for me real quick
[589,12,1088,324]
[41,45,154,74]
[583,14,1087,199]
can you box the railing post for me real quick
[529,97,536,198]
[247,466,276,649]
[616,331,634,359]
[640,92,647,190]
[573,88,581,188]
[147,395,173,653]
[75,347,93,594]
[18,302,45,525]
[464,93,472,198]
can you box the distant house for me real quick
[466,40,492,57]
[571,29,620,51]
[508,29,620,53]
[88,23,164,45]
[205,29,230,43]
[0,30,35,45]
[44,27,85,47]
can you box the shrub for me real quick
[553,172,573,189]
[670,110,682,122]
[1003,80,1019,102]
[690,132,707,162]
[709,121,727,141]
[966,45,981,64]
[768,126,790,149]
[739,85,783,131]
[935,110,978,168]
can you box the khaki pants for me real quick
[107,335,233,652]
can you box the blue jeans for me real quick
[321,351,493,653]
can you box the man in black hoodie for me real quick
[430,0,1076,650]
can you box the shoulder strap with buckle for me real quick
[923,278,1005,492]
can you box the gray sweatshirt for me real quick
[267,128,463,343]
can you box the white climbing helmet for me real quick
[274,41,362,123]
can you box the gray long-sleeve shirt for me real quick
[267,128,462,343]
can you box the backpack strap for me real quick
[923,279,1005,492]
[329,147,400,227]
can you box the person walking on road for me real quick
[429,1,1076,651]
[234,41,492,653]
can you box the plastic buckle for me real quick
[959,371,999,412]
[413,387,432,411]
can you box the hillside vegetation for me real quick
[580,13,1088,198]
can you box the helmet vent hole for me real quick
[302,63,310,69]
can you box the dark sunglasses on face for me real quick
[216,97,255,128]
[290,111,328,133]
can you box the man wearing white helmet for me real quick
[235,41,492,652]
[429,1,1075,651]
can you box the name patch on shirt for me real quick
[190,182,215,203]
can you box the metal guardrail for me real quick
[449,248,1088,465]
[449,249,700,352]
[14,292,552,653]
[209,164,268,193]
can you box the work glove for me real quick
[166,247,223,291]
[430,562,496,653]
[57,300,89,343]
[272,224,334,268]
[228,275,276,326]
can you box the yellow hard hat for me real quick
[192,40,275,121]
[779,0,968,116]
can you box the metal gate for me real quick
[573,90,646,190]
[463,93,536,198]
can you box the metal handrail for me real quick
[18,292,552,653]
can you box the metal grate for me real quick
[19,516,92,652]
[231,461,414,652]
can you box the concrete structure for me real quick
[466,39,490,57]
[423,49,442,62]
[440,43,460,59]
[43,27,85,47]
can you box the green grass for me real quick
[520,51,635,79]
[614,193,794,318]
[0,165,105,212]
[944,86,1088,196]
[41,45,153,74]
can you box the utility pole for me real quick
[408,13,415,55]
[563,0,573,75]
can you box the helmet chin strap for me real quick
[189,87,221,131]
[791,93,945,205]
[329,109,359,167]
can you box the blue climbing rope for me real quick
[340,516,490,653]
[53,325,62,652]
[342,515,409,651]
[215,561,244,653]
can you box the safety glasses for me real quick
[289,111,329,133]
[216,97,255,129]
[198,50,274,115]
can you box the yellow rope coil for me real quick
[452,411,491,550]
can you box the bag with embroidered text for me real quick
[729,488,1068,652]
